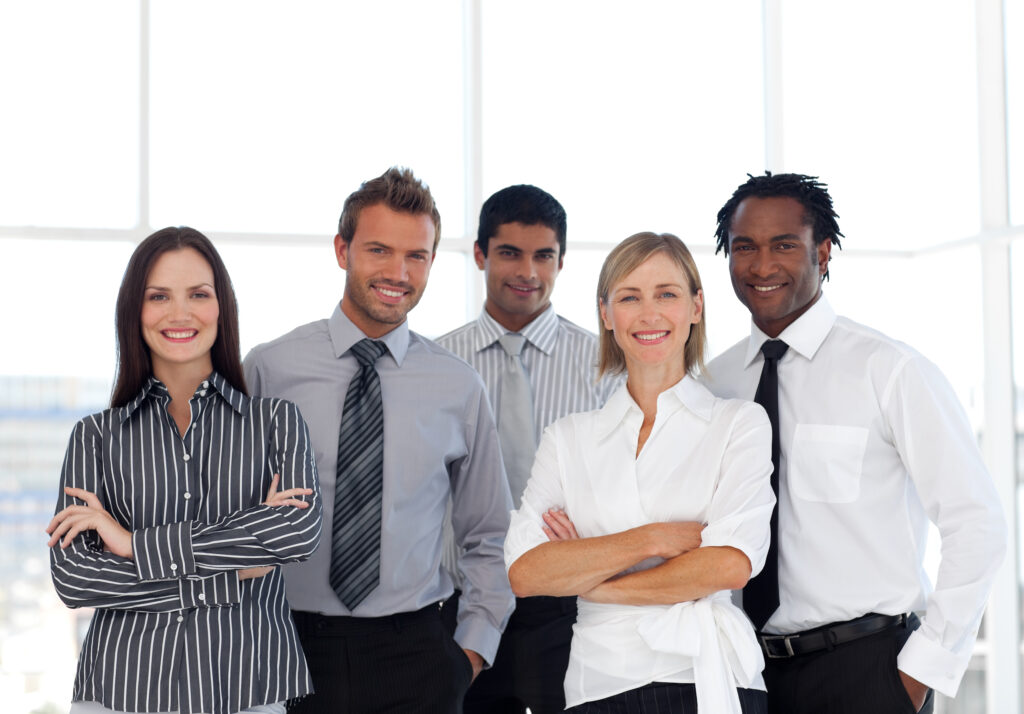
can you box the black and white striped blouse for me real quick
[50,373,322,714]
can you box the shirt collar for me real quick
[472,304,560,355]
[595,374,715,439]
[743,294,837,367]
[119,371,248,422]
[328,301,409,366]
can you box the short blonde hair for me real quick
[596,232,707,378]
[338,167,442,251]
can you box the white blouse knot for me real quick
[636,591,763,714]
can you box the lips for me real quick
[506,283,539,295]
[751,283,785,293]
[633,330,669,344]
[161,329,199,342]
[371,283,410,304]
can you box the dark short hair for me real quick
[476,184,567,257]
[337,167,442,251]
[111,227,246,407]
[714,172,843,279]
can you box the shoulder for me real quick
[703,338,750,396]
[408,331,486,381]
[555,314,599,347]
[827,316,927,381]
[435,320,477,347]
[245,319,331,365]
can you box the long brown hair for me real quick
[111,227,247,407]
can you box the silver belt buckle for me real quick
[761,633,796,658]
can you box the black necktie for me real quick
[744,339,789,631]
[330,338,388,609]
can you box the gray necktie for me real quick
[330,338,387,609]
[497,333,536,507]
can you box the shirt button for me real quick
[182,454,190,462]
[201,381,209,388]
[183,492,192,500]
[170,563,178,571]
[176,615,184,623]
[199,390,207,397]
[198,593,206,601]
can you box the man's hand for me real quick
[238,566,274,581]
[899,670,929,712]
[46,487,133,558]
[462,649,484,682]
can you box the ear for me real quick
[817,240,832,277]
[334,234,349,270]
[691,288,704,324]
[599,299,612,332]
[557,253,564,272]
[473,243,486,270]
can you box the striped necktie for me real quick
[330,338,388,609]
[497,333,536,507]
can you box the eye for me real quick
[146,293,168,302]
[659,291,678,299]
[498,249,517,258]
[191,290,212,299]
[409,253,427,262]
[617,295,638,303]
[536,254,555,262]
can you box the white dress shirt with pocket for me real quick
[704,295,1007,697]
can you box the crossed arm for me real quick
[508,507,750,606]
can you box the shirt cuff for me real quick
[132,522,197,581]
[179,572,241,608]
[454,616,503,667]
[897,627,972,698]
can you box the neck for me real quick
[483,300,548,334]
[625,361,686,421]
[152,361,212,405]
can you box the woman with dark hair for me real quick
[46,227,323,714]
[504,233,774,713]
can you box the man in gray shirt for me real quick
[438,185,616,713]
[244,167,515,713]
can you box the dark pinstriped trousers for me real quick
[288,606,472,714]
[566,683,767,713]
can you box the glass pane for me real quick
[149,0,466,237]
[0,2,139,228]
[781,0,980,251]
[1008,0,1024,225]
[481,0,764,246]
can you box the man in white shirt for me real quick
[437,184,617,713]
[703,172,1006,714]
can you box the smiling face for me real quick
[141,247,219,383]
[335,202,436,338]
[727,196,831,337]
[599,251,703,381]
[476,222,563,332]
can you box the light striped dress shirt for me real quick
[436,305,620,582]
[50,373,323,714]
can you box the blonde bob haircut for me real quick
[596,232,707,378]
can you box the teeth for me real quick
[164,330,196,339]
[754,285,782,292]
[377,287,404,298]
[635,332,668,341]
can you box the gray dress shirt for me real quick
[244,305,515,662]
[50,374,323,714]
[436,306,619,585]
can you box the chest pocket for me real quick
[788,424,869,503]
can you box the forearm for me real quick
[508,525,661,597]
[583,546,751,606]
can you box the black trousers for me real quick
[763,614,935,714]
[289,605,473,714]
[441,592,575,714]
[565,682,767,714]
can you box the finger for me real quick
[544,509,577,538]
[61,517,97,548]
[64,486,102,508]
[276,487,313,498]
[265,474,281,501]
[278,499,310,509]
[542,525,558,541]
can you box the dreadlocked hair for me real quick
[714,172,843,279]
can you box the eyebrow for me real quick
[145,282,215,291]
[616,282,685,292]
[730,233,803,243]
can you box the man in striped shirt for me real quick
[438,184,618,714]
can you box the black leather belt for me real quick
[759,613,910,659]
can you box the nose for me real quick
[749,248,778,278]
[169,297,191,322]
[516,255,536,280]
[382,253,410,282]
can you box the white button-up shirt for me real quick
[505,377,774,710]
[704,295,1006,697]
